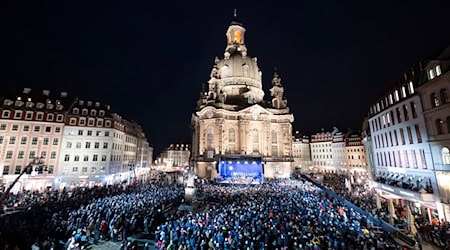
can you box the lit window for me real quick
[436,65,442,76]
[394,90,399,101]
[431,93,440,108]
[429,69,435,80]
[443,147,450,165]
[408,81,414,94]
[436,119,444,135]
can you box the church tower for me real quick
[192,14,294,182]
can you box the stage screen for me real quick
[217,159,263,184]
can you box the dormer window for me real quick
[79,118,86,125]
[26,102,34,108]
[91,110,97,116]
[36,103,45,109]
[3,99,13,106]
[56,105,63,110]
[408,81,414,94]
[46,103,54,109]
[429,68,435,80]
[99,110,105,117]
[47,114,54,121]
[82,109,88,115]
[15,100,24,107]
[73,108,79,114]
[436,65,442,76]
[69,118,77,125]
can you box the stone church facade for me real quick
[191,16,294,180]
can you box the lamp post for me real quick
[0,157,44,214]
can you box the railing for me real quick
[300,174,417,247]
[372,181,436,202]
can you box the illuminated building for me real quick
[292,131,312,174]
[344,133,367,173]
[0,88,152,191]
[310,127,347,173]
[191,16,294,181]
[366,46,450,222]
[416,46,450,220]
[165,144,190,168]
[0,88,73,192]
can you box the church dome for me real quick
[216,54,262,85]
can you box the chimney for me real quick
[95,102,100,107]
[79,100,84,105]
[42,90,50,96]
[60,92,68,97]
[23,88,31,94]
[87,101,92,106]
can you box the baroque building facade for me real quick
[0,88,152,191]
[292,131,312,173]
[191,17,294,180]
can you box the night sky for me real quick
[3,1,450,156]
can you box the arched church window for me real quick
[431,93,440,108]
[229,129,235,143]
[229,128,236,154]
[273,99,279,108]
[447,116,450,134]
[252,129,259,154]
[221,65,229,78]
[271,131,278,157]
[243,64,249,77]
[442,147,450,165]
[234,30,242,43]
[207,127,214,150]
[436,119,444,135]
[248,95,254,104]
[440,88,449,104]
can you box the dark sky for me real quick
[2,1,450,156]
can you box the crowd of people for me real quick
[153,179,406,250]
[0,183,184,250]
[2,171,444,249]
